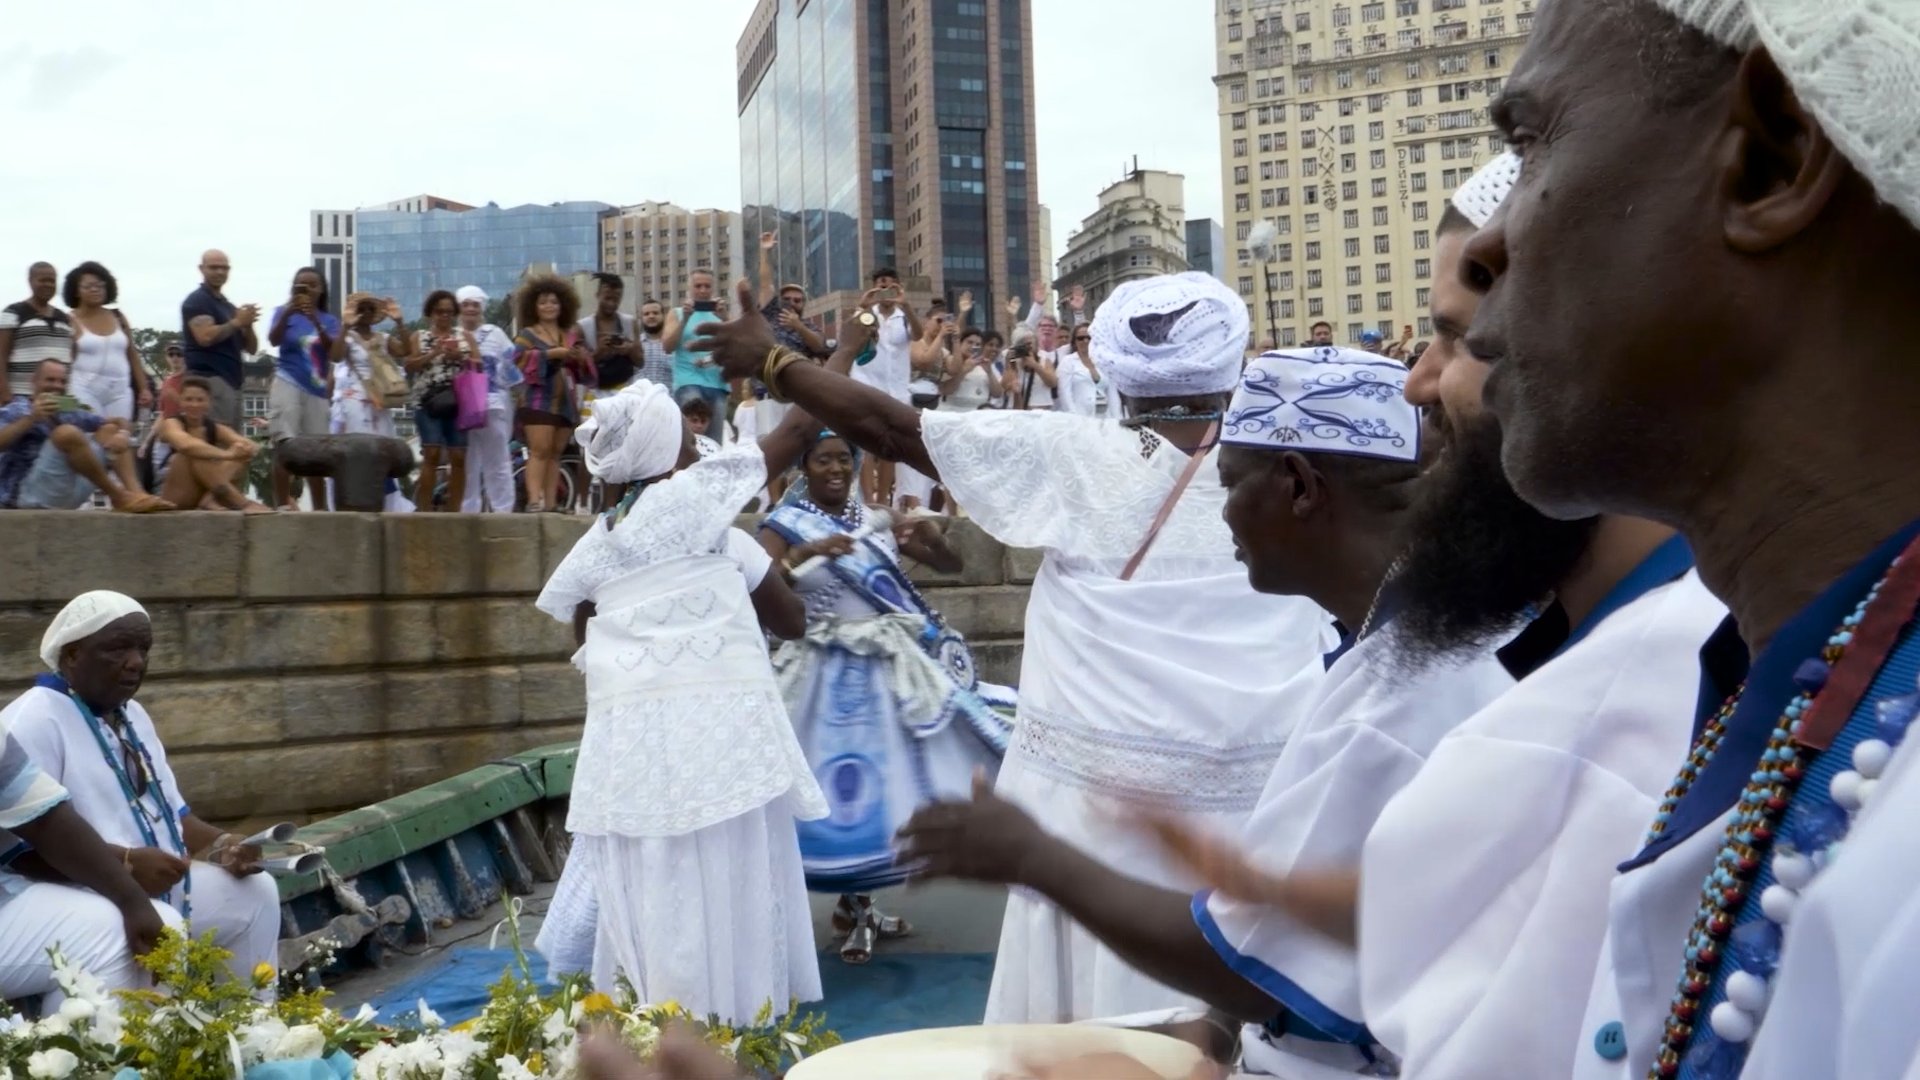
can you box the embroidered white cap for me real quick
[1652,0,1920,229]
[1451,153,1522,229]
[41,591,148,671]
[1223,348,1421,463]
[1090,272,1251,400]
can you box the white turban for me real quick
[41,590,148,671]
[1090,272,1249,400]
[1654,0,1920,229]
[1451,153,1520,229]
[1223,348,1421,463]
[575,379,684,483]
[455,285,488,306]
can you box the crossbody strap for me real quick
[1120,421,1220,582]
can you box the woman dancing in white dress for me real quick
[534,379,829,1023]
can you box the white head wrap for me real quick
[1223,347,1420,463]
[455,285,488,306]
[1451,152,1521,229]
[41,591,148,671]
[1652,0,1920,228]
[1089,272,1249,399]
[575,379,684,483]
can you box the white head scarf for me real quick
[1223,348,1421,463]
[1451,153,1521,229]
[41,591,148,671]
[575,379,684,483]
[1090,272,1249,400]
[455,285,488,306]
[1653,0,1920,229]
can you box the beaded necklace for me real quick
[792,498,951,627]
[1648,547,1920,1079]
[67,690,192,921]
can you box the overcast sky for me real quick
[0,0,1219,330]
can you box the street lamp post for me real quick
[1248,220,1281,349]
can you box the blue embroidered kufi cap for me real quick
[1223,347,1420,463]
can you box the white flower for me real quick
[415,999,444,1029]
[437,1030,482,1073]
[25,1048,78,1079]
[54,998,92,1025]
[541,1007,570,1046]
[274,1024,328,1061]
[239,1016,290,1063]
[353,1003,380,1025]
[30,1014,69,1039]
[494,1054,538,1080]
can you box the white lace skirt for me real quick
[534,838,600,979]
[579,806,823,1024]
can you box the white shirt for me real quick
[851,306,913,403]
[1055,351,1109,418]
[1205,626,1514,1079]
[1360,569,1726,1080]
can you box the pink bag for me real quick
[454,362,490,431]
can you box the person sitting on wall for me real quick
[0,591,282,986]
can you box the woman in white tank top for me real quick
[65,262,149,421]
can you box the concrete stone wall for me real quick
[0,513,1033,823]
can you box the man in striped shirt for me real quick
[0,725,167,1001]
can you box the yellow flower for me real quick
[581,992,617,1015]
[451,1017,479,1032]
[252,962,276,987]
[528,1051,545,1073]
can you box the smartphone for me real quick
[694,300,718,313]
[54,395,85,413]
[294,283,313,294]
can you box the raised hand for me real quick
[1068,284,1086,311]
[687,280,782,382]
[894,768,1046,885]
[1031,280,1048,305]
[958,289,974,314]
[760,231,778,250]
[1005,295,1023,319]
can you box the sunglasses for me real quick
[1072,335,1091,343]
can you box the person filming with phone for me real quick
[662,269,733,445]
[265,268,338,511]
[0,359,170,512]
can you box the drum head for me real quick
[786,1024,1204,1080]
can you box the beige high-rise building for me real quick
[599,202,745,313]
[1055,168,1192,316]
[1213,0,1533,349]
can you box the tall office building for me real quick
[308,209,358,311]
[735,0,1041,329]
[599,202,746,310]
[1213,0,1532,348]
[1054,168,1191,316]
[1186,218,1228,280]
[354,200,612,320]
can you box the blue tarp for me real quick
[361,948,995,1044]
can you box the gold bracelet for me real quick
[122,845,132,869]
[761,346,786,398]
[764,348,805,404]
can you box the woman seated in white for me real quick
[0,591,280,987]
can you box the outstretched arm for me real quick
[695,280,939,480]
[895,773,1283,1024]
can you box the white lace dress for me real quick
[918,409,1338,1023]
[532,445,828,1022]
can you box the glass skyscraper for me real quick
[355,201,611,320]
[736,0,1038,328]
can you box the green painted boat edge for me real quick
[277,742,577,901]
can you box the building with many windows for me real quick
[735,0,1041,331]
[1213,0,1532,347]
[1054,168,1191,317]
[353,201,611,320]
[1187,218,1228,280]
[599,203,746,311]
[307,196,477,311]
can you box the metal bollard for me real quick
[276,435,415,512]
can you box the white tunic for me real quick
[1359,572,1726,1080]
[919,408,1337,1022]
[1204,626,1514,1080]
[537,446,827,837]
[1736,725,1920,1080]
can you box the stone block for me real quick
[145,664,530,752]
[518,661,586,724]
[383,514,548,597]
[173,724,583,820]
[972,640,1024,688]
[0,604,188,686]
[930,586,1031,642]
[432,598,573,664]
[0,512,245,604]
[540,515,594,583]
[244,513,383,600]
[142,674,286,750]
[1005,545,1045,585]
[180,602,435,675]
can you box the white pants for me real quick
[70,371,134,422]
[462,395,515,513]
[185,861,285,984]
[0,884,182,1003]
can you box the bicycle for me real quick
[427,439,599,513]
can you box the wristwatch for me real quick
[856,311,878,328]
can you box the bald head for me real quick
[200,249,231,291]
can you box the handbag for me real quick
[359,335,410,409]
[454,361,490,431]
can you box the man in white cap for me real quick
[691,273,1336,1021]
[534,379,832,1022]
[0,591,281,985]
[1446,1,1920,1078]
[0,705,170,1003]
[456,285,519,513]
